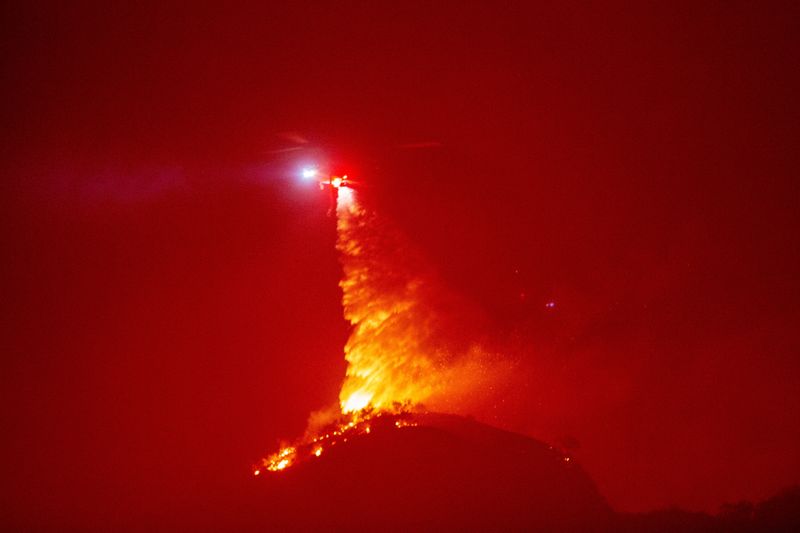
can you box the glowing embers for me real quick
[255,409,415,476]
[262,445,297,472]
[394,418,418,429]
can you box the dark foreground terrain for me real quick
[6,413,798,531]
[200,414,798,531]
[234,413,612,531]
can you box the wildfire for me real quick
[335,187,465,413]
[255,409,417,475]
[263,446,296,472]
[256,185,503,474]
[341,391,372,414]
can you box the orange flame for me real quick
[336,188,501,414]
[256,186,509,474]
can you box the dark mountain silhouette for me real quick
[227,413,613,530]
[5,413,797,530]
[210,414,799,532]
[616,484,800,533]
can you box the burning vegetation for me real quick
[257,406,419,475]
[256,186,506,475]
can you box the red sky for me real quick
[3,2,799,527]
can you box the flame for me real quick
[335,188,494,413]
[261,445,297,472]
[342,391,373,413]
[256,186,508,474]
[336,189,430,412]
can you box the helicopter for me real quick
[268,131,440,213]
[300,167,356,215]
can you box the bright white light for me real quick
[341,390,372,413]
[336,186,354,211]
[302,167,318,179]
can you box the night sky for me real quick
[3,2,799,527]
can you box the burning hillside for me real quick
[257,186,510,474]
[245,413,612,530]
